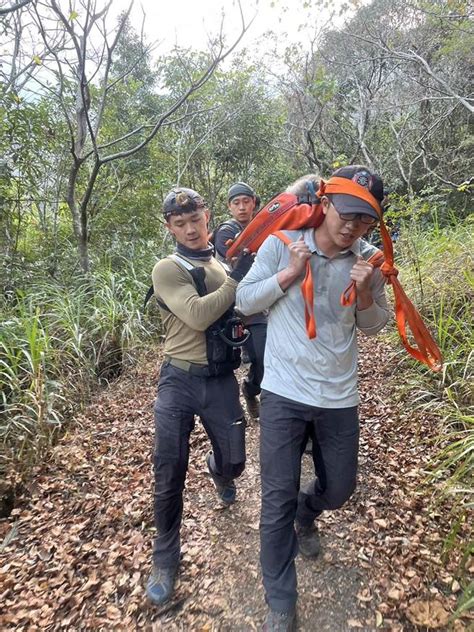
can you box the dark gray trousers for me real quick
[259,390,359,612]
[152,362,245,568]
[242,323,267,398]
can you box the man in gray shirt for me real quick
[236,165,390,631]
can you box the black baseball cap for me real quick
[329,165,385,220]
[163,187,205,219]
[227,182,256,203]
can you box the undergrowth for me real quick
[391,213,473,614]
[0,259,161,498]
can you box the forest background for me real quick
[0,0,473,620]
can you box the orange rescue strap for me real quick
[227,177,443,372]
[275,229,442,371]
[322,177,442,371]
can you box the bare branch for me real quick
[94,105,219,154]
[176,103,247,184]
[93,2,134,138]
[343,30,474,114]
[101,10,251,164]
[0,0,32,16]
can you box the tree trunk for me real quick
[66,161,90,273]
[78,231,90,274]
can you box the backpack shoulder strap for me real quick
[272,230,305,246]
[212,219,241,260]
[144,254,206,310]
[210,218,240,241]
[217,218,241,232]
[273,230,292,246]
[169,254,207,296]
[169,253,195,270]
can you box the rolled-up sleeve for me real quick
[236,236,286,315]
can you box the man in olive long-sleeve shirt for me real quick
[152,256,238,363]
[146,187,252,608]
[236,166,390,632]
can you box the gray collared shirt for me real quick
[236,229,390,408]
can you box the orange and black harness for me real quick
[226,177,443,372]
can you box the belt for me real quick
[164,356,209,376]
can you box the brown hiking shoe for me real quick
[295,523,320,558]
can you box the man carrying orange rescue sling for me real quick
[236,165,390,631]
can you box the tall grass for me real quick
[394,213,473,607]
[1,303,61,468]
[0,259,160,489]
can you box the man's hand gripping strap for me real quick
[273,231,317,339]
[273,185,442,372]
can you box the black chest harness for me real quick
[146,254,249,377]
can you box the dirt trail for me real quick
[0,336,470,631]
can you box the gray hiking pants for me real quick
[259,390,359,612]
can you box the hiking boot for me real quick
[244,394,260,419]
[206,451,236,506]
[262,608,296,631]
[295,522,321,558]
[145,564,177,606]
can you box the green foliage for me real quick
[0,258,160,479]
[452,577,474,619]
[1,303,59,467]
[394,212,473,604]
[0,89,71,286]
[1,5,472,599]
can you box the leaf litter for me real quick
[0,339,472,630]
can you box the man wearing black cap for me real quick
[236,166,390,631]
[146,187,253,607]
[215,182,258,255]
[214,182,267,419]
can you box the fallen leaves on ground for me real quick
[406,599,451,629]
[0,340,472,630]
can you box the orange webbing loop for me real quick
[376,204,441,371]
[274,230,442,372]
[340,244,442,371]
[274,231,317,339]
[390,272,443,370]
[340,250,385,306]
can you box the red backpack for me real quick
[226,178,442,372]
